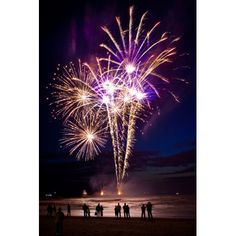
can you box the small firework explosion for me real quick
[60,112,108,160]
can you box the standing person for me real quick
[117,203,121,218]
[126,204,130,218]
[47,204,52,216]
[141,204,146,218]
[87,205,90,217]
[55,208,64,236]
[146,202,153,219]
[82,203,87,217]
[100,204,104,217]
[114,205,118,218]
[96,203,101,216]
[67,203,71,216]
[53,204,57,216]
[123,203,127,218]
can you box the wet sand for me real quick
[40,216,196,236]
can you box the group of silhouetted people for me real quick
[82,203,90,217]
[47,201,153,220]
[46,203,71,235]
[123,203,130,218]
[95,203,104,216]
[114,203,131,218]
[46,203,57,216]
[114,203,121,217]
[46,201,153,236]
[47,203,71,217]
[141,202,153,219]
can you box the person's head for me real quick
[58,207,62,212]
[118,203,120,205]
[124,203,126,205]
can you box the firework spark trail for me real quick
[106,105,119,183]
[122,103,135,178]
[49,6,182,188]
[114,114,122,183]
[121,102,144,179]
[99,6,180,183]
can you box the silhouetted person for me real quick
[117,203,121,218]
[126,205,130,218]
[123,203,127,218]
[53,204,57,216]
[82,203,87,217]
[141,204,146,218]
[47,204,52,216]
[55,207,64,236]
[100,204,104,217]
[114,205,118,218]
[87,205,90,217]
[146,202,153,219]
[67,204,71,216]
[96,203,101,216]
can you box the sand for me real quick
[40,216,196,236]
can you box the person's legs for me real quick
[59,223,63,235]
[55,222,60,235]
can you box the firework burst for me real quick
[60,112,108,160]
[49,6,183,188]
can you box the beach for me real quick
[40,195,195,218]
[40,216,196,236]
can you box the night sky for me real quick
[40,0,196,197]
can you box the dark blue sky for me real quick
[40,0,196,157]
[39,0,196,196]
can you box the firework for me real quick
[49,6,181,188]
[60,112,108,160]
[50,60,105,121]
[98,6,180,184]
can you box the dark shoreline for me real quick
[40,216,196,236]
